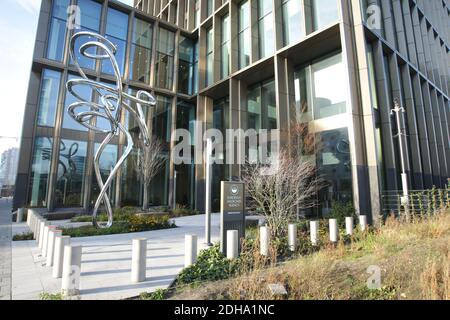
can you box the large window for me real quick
[178,36,198,95]
[152,96,172,148]
[70,0,102,69]
[129,18,153,83]
[247,79,277,163]
[247,79,277,131]
[90,143,118,207]
[102,8,129,75]
[155,28,175,90]
[311,0,339,31]
[55,139,88,208]
[316,128,352,216]
[258,0,275,59]
[63,74,91,131]
[221,14,231,78]
[207,0,214,17]
[212,98,229,211]
[238,0,251,69]
[29,137,53,207]
[294,52,346,120]
[194,0,200,28]
[175,101,196,208]
[282,0,303,46]
[37,69,61,127]
[47,0,70,61]
[206,27,214,86]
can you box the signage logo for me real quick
[231,185,239,195]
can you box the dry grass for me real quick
[171,209,450,300]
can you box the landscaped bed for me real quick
[13,210,176,240]
[139,207,450,300]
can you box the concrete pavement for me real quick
[0,198,12,300]
[12,212,220,300]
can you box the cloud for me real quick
[13,0,41,15]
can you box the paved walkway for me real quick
[12,213,220,300]
[0,198,12,300]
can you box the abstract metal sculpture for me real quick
[66,31,156,228]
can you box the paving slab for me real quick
[0,198,12,300]
[12,213,220,300]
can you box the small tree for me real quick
[243,150,324,239]
[136,136,165,210]
[242,121,325,239]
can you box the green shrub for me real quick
[139,289,168,300]
[171,205,200,217]
[13,232,34,241]
[177,244,238,285]
[40,292,63,300]
[128,214,175,232]
[62,215,175,238]
[330,201,357,227]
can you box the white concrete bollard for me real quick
[46,229,62,267]
[359,215,368,231]
[184,235,198,267]
[329,219,339,243]
[53,236,71,278]
[288,224,297,252]
[61,245,82,297]
[33,216,41,241]
[38,220,48,250]
[16,208,24,223]
[26,209,32,227]
[227,230,239,259]
[131,238,147,283]
[345,217,354,235]
[42,225,53,257]
[310,220,319,246]
[32,214,39,239]
[260,226,270,256]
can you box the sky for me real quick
[0,0,133,156]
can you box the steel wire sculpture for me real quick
[66,31,156,228]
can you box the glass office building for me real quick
[14,0,450,223]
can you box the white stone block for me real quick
[131,238,147,283]
[184,234,198,267]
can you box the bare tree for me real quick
[136,135,165,210]
[242,122,325,239]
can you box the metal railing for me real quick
[381,184,450,218]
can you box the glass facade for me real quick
[258,0,275,59]
[63,74,91,131]
[247,79,277,163]
[221,14,231,79]
[29,137,53,207]
[175,101,196,208]
[316,128,352,216]
[47,0,70,61]
[311,0,339,31]
[206,27,214,86]
[90,143,118,207]
[282,0,303,46]
[37,69,61,127]
[70,0,102,69]
[129,18,153,83]
[238,0,251,69]
[212,98,229,211]
[102,8,129,75]
[55,139,88,207]
[294,52,346,121]
[155,28,175,90]
[178,36,198,95]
